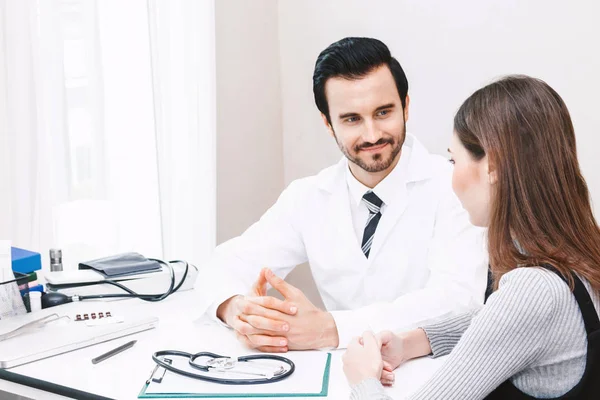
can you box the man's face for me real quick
[323,65,408,173]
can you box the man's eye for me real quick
[377,110,389,117]
[346,116,359,123]
[448,158,455,165]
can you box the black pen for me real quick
[92,340,137,364]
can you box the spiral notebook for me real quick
[138,351,331,398]
[0,313,158,369]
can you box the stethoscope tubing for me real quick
[151,350,295,385]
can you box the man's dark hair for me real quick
[313,37,409,124]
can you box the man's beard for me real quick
[334,126,405,173]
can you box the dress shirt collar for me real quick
[345,143,412,208]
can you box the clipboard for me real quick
[138,352,331,398]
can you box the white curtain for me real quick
[0,0,216,270]
[147,0,217,265]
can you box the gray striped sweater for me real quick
[350,267,600,400]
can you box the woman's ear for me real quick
[486,158,498,185]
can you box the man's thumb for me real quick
[264,268,297,299]
[251,268,268,296]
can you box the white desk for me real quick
[0,290,445,399]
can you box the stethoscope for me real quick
[151,350,295,385]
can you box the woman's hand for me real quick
[378,330,409,370]
[377,329,432,385]
[342,331,383,386]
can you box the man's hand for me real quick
[246,268,340,350]
[216,269,298,352]
[250,267,268,296]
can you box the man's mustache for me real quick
[355,138,394,152]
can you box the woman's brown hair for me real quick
[454,75,600,291]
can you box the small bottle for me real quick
[29,291,42,312]
[49,248,63,272]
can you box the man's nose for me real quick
[362,119,383,144]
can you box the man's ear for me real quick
[403,94,410,122]
[321,113,335,137]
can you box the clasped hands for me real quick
[342,328,432,387]
[216,268,339,352]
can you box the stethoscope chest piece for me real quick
[205,357,236,371]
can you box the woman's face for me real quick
[449,133,492,227]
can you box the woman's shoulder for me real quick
[501,266,600,317]
[500,266,569,285]
[496,267,575,311]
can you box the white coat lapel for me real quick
[317,159,366,261]
[367,185,409,261]
[367,134,434,261]
[329,181,362,251]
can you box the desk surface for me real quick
[0,290,444,399]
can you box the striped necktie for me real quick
[361,191,384,258]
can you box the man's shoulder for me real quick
[410,148,454,195]
[284,159,345,195]
[426,153,453,179]
[405,134,453,184]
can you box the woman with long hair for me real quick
[343,75,600,399]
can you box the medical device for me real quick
[42,259,192,308]
[150,351,295,385]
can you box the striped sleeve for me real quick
[421,309,480,357]
[350,378,394,400]
[408,268,558,399]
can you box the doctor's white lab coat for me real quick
[207,134,488,348]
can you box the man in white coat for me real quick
[206,37,487,352]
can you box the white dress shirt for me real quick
[346,145,411,245]
[204,134,488,348]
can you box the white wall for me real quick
[278,0,600,210]
[215,0,284,243]
[215,0,324,306]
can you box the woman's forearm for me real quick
[400,328,432,360]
